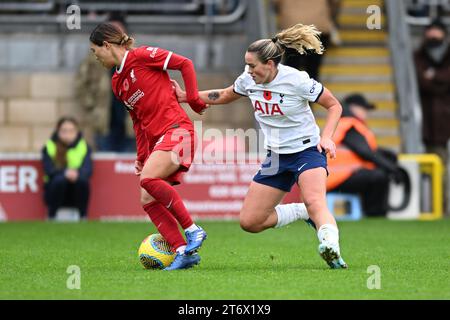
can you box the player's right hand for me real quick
[318,136,336,159]
[134,160,143,176]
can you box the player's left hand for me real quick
[318,137,336,159]
[134,160,143,176]
[170,79,187,103]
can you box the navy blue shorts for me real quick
[253,146,328,192]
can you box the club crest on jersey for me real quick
[123,79,130,92]
[130,69,137,83]
[253,100,284,116]
[263,90,272,100]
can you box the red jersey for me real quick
[111,46,205,163]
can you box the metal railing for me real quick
[405,0,450,25]
[0,1,55,12]
[0,0,248,33]
[386,0,425,153]
[0,0,241,15]
[128,1,246,24]
[64,0,203,13]
[0,0,201,13]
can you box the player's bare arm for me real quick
[316,87,343,159]
[172,80,241,105]
[199,86,242,105]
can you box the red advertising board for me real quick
[0,156,47,221]
[0,154,300,221]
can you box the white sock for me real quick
[176,245,186,254]
[185,224,199,233]
[274,203,309,228]
[317,224,339,245]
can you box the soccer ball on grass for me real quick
[138,233,176,269]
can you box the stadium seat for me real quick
[327,192,362,221]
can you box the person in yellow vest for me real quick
[42,117,93,220]
[327,94,403,216]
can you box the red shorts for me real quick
[148,127,197,185]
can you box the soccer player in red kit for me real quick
[89,22,207,270]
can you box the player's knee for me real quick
[303,197,326,215]
[240,220,259,233]
[140,191,155,206]
[139,176,158,186]
[239,216,263,233]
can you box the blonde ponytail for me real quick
[246,23,324,66]
[276,23,324,55]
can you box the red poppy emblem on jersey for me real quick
[123,79,130,92]
[263,90,272,100]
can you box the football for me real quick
[138,233,176,269]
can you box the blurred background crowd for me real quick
[0,0,449,220]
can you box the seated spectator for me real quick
[414,19,450,163]
[42,117,93,221]
[327,94,404,217]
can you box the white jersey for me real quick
[234,63,323,154]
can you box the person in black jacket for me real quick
[414,19,450,163]
[42,117,93,220]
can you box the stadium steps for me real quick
[317,0,400,151]
[338,30,387,45]
[338,14,386,27]
[341,0,384,9]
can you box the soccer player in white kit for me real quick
[173,24,347,269]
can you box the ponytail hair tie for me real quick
[271,37,278,43]
[120,34,129,45]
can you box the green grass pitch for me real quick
[0,219,449,299]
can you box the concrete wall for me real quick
[0,71,80,152]
[0,33,254,152]
[0,33,248,72]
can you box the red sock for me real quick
[141,178,194,229]
[143,201,186,251]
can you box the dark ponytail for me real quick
[90,22,134,49]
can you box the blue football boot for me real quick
[305,218,316,230]
[164,253,201,271]
[185,226,207,254]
